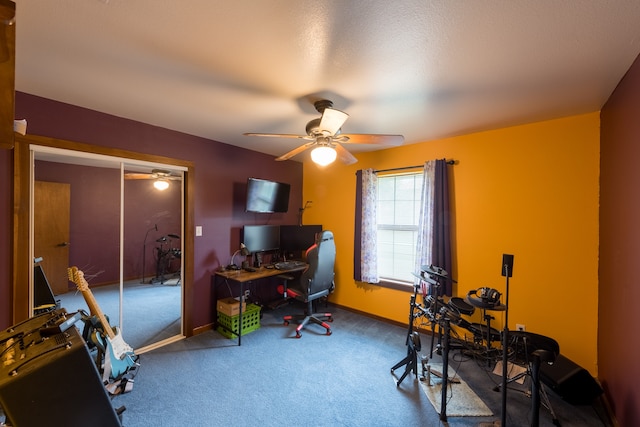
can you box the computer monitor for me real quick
[242,224,281,254]
[280,225,322,258]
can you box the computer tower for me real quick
[0,310,122,427]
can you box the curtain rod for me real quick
[373,159,456,174]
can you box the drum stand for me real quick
[494,360,559,426]
[418,266,458,422]
[391,285,423,387]
[494,332,561,427]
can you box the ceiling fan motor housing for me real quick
[313,99,334,113]
[306,118,326,136]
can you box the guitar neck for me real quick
[79,287,115,340]
[81,288,115,339]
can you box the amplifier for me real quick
[0,309,122,427]
[540,353,603,405]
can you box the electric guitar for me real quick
[67,266,137,379]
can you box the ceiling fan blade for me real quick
[275,142,316,161]
[243,132,313,140]
[337,134,404,146]
[319,108,349,136]
[124,173,152,180]
[333,143,358,165]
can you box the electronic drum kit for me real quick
[411,267,506,355]
[396,264,562,426]
[153,233,181,284]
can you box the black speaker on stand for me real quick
[500,254,514,427]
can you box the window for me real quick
[377,173,423,282]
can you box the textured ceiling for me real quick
[13,0,640,163]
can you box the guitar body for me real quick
[95,328,137,379]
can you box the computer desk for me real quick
[214,264,307,345]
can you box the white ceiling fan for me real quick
[124,169,181,190]
[243,100,404,166]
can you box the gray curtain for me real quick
[431,159,453,296]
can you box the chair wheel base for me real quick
[283,312,333,338]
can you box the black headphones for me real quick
[467,287,502,307]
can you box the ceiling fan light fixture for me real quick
[311,146,337,166]
[154,179,170,191]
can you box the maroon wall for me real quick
[1,92,302,331]
[600,53,640,426]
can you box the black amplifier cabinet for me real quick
[540,353,603,405]
[0,309,122,427]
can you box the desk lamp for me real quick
[229,243,250,269]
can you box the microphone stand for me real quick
[141,224,157,284]
[500,264,511,427]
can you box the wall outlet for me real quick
[244,290,250,299]
[516,324,526,331]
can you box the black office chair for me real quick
[282,230,336,338]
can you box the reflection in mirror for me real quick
[32,151,183,351]
[122,165,183,348]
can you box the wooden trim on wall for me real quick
[12,138,30,322]
[0,0,15,150]
[12,134,195,337]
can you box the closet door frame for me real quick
[12,134,195,344]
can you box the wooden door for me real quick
[34,181,71,295]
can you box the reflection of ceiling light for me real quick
[311,146,337,166]
[154,179,170,191]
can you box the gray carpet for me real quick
[57,279,181,350]
[107,303,611,427]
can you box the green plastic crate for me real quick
[216,303,261,339]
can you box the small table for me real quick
[214,265,307,345]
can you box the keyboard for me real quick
[274,260,306,270]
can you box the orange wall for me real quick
[304,112,600,375]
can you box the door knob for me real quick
[57,242,69,247]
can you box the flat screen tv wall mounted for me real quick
[245,177,291,213]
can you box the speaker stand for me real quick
[500,267,511,426]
